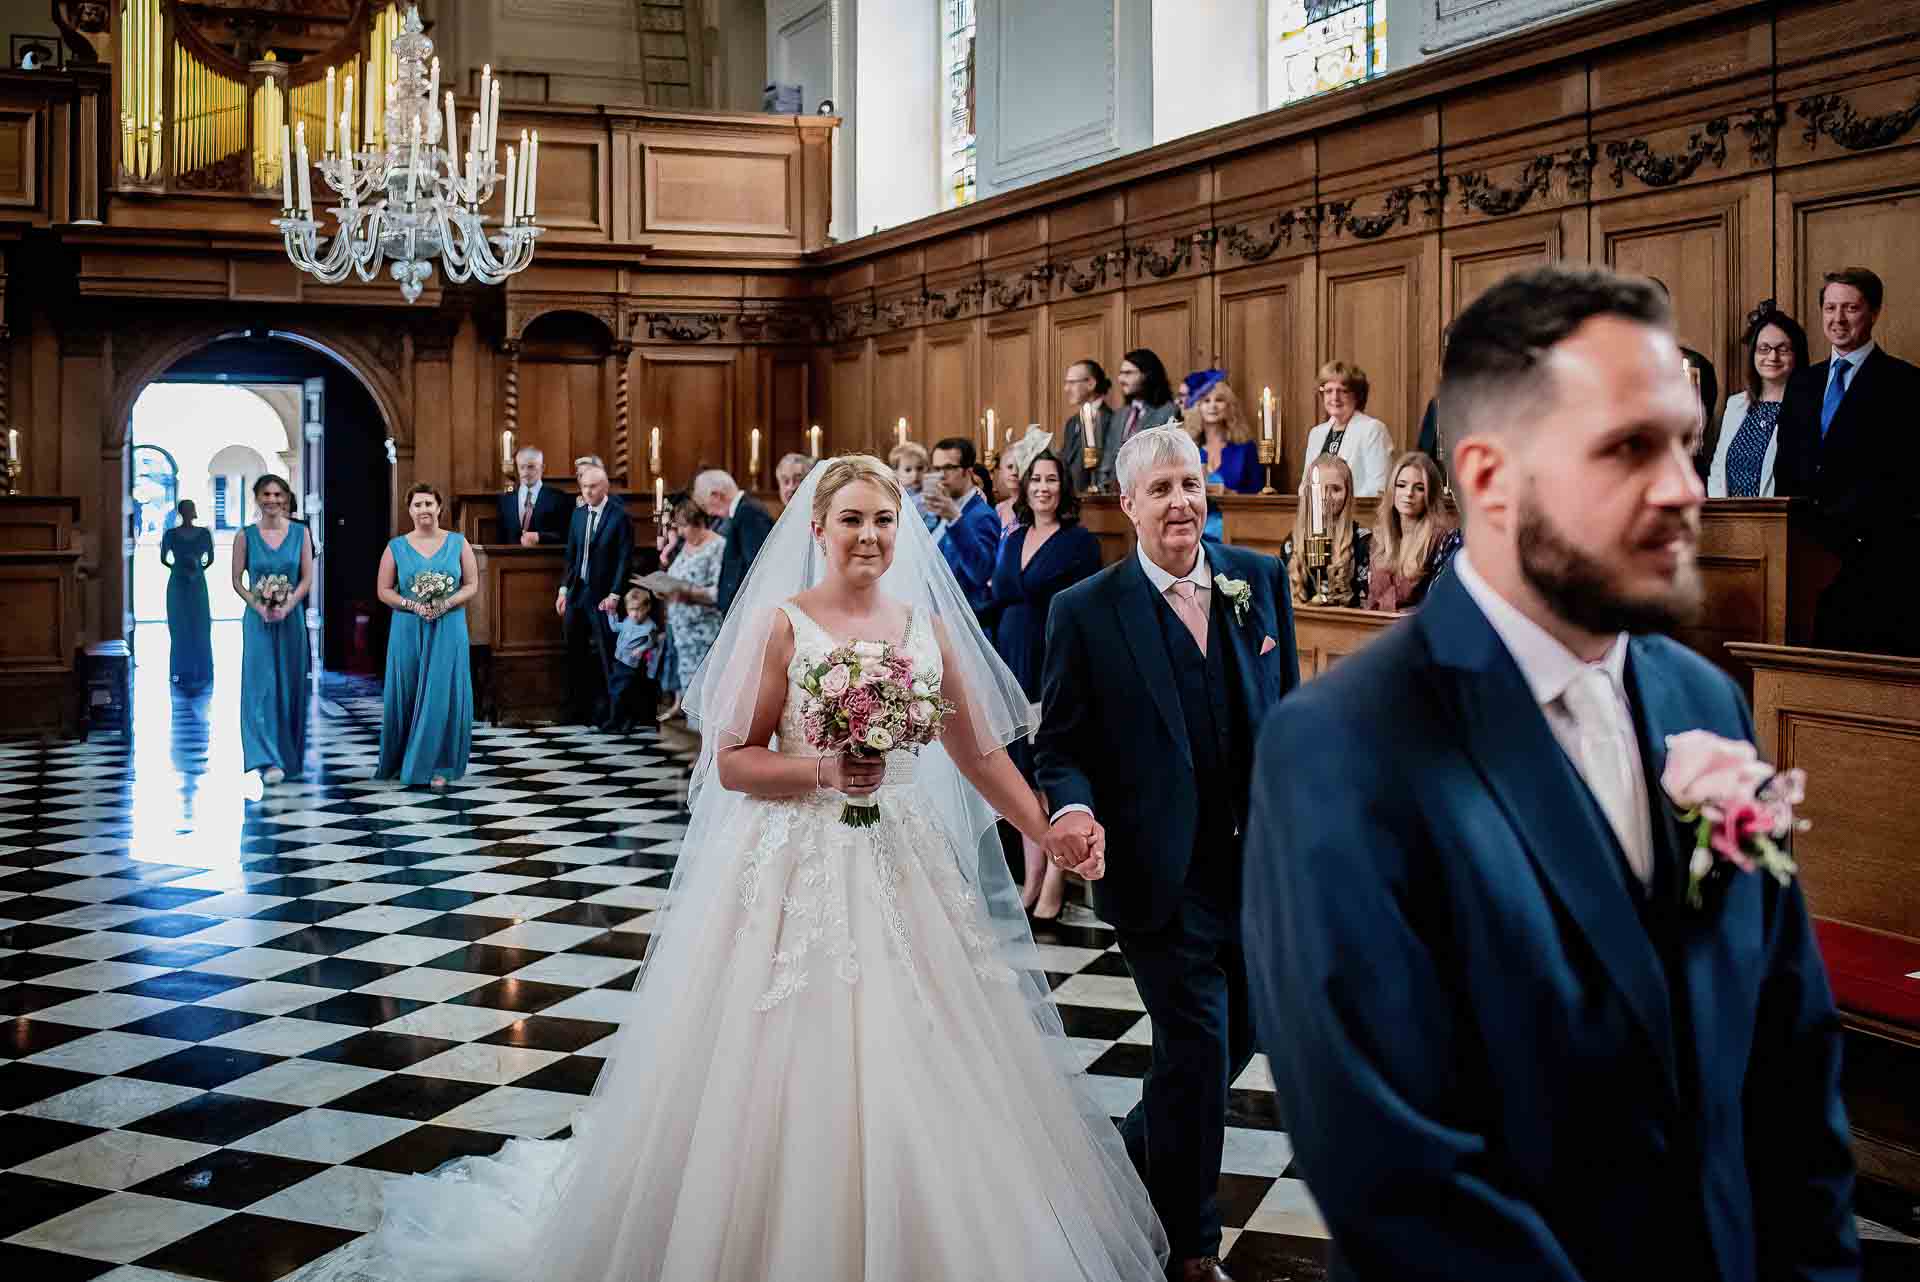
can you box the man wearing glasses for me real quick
[925,436,1000,616]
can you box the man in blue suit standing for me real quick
[554,463,633,727]
[1243,267,1858,1282]
[497,446,571,546]
[1039,425,1299,1282]
[926,436,1000,616]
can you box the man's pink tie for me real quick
[1168,580,1208,656]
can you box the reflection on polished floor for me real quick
[0,625,1915,1281]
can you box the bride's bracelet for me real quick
[816,756,827,789]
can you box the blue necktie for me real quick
[1819,358,1852,438]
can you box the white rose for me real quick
[910,679,931,698]
[818,664,852,698]
[865,726,895,751]
[909,700,935,725]
[852,641,887,659]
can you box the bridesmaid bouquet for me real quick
[255,574,293,611]
[798,639,954,828]
[408,570,458,617]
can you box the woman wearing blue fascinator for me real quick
[1180,369,1264,540]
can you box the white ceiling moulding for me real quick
[499,0,647,28]
[978,0,1150,196]
[1418,0,1623,54]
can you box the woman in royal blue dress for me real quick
[985,445,1102,919]
[231,475,315,785]
[376,483,478,791]
[1182,371,1264,542]
[161,499,215,689]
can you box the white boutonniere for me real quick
[1214,575,1252,625]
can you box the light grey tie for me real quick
[1560,667,1648,886]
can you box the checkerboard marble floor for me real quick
[2,647,1916,1282]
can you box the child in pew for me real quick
[607,587,662,734]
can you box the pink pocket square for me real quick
[1260,636,1277,655]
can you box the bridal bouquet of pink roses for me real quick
[799,639,954,827]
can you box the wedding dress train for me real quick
[301,603,1165,1282]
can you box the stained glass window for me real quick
[941,0,977,209]
[1269,0,1386,108]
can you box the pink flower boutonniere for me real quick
[1660,730,1807,909]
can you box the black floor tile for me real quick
[105,911,227,938]
[0,1016,94,1060]
[0,1114,102,1166]
[1224,1230,1330,1282]
[129,1146,331,1209]
[450,977,583,1015]
[125,1045,284,1090]
[301,1029,459,1071]
[0,951,87,983]
[0,982,90,1018]
[0,1242,117,1281]
[116,1004,268,1043]
[566,929,650,961]
[349,1122,513,1174]
[400,912,516,942]
[0,1062,98,1110]
[534,901,644,929]
[281,991,425,1027]
[381,886,485,911]
[325,1073,497,1121]
[246,898,366,925]
[511,1053,605,1096]
[124,1091,307,1145]
[114,969,257,1002]
[423,943,550,977]
[113,940,238,968]
[0,922,85,950]
[0,1172,112,1238]
[1055,1004,1144,1042]
[137,1211,360,1282]
[258,924,383,955]
[1086,1042,1153,1079]
[107,884,223,910]
[274,956,404,990]
[479,1015,618,1054]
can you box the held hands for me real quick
[1045,812,1108,880]
[820,751,886,797]
[598,594,622,616]
[519,530,541,547]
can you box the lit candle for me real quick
[479,64,492,146]
[518,129,530,214]
[294,122,312,215]
[897,417,908,447]
[1261,386,1274,441]
[429,57,440,111]
[325,68,336,154]
[488,81,502,154]
[654,477,665,510]
[503,145,517,223]
[468,111,481,188]
[444,91,458,175]
[343,73,353,149]
[7,429,18,461]
[810,425,822,458]
[1312,481,1325,535]
[750,428,761,476]
[501,429,513,468]
[985,409,996,452]
[649,426,662,474]
[280,123,292,209]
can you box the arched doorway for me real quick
[125,334,394,726]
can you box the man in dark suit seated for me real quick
[1243,265,1858,1282]
[924,436,1000,616]
[1774,266,1920,655]
[497,446,571,546]
[694,468,774,615]
[553,463,633,726]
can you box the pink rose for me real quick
[1707,800,1767,871]
[819,664,851,698]
[909,699,935,726]
[1762,768,1806,808]
[1661,731,1772,810]
[843,686,878,718]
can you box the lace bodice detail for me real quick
[775,603,940,788]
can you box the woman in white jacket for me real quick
[1707,303,1808,497]
[1301,359,1395,496]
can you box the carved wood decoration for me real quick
[1457,156,1555,216]
[1219,213,1298,263]
[1606,118,1731,189]
[642,312,729,342]
[1796,91,1920,153]
[612,343,631,486]
[501,341,521,443]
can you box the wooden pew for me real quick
[0,549,83,735]
[474,544,569,724]
[1731,642,1920,1194]
[0,496,80,552]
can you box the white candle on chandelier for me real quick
[479,64,492,146]
[280,123,293,210]
[324,68,336,155]
[342,73,354,151]
[443,91,458,180]
[365,72,378,147]
[503,144,518,223]
[527,131,539,218]
[429,57,440,112]
[517,129,530,213]
[488,81,502,155]
[468,111,482,193]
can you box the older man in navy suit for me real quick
[1038,425,1299,1282]
[497,446,571,546]
[553,463,633,726]
[1244,267,1858,1282]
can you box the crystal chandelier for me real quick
[273,5,542,303]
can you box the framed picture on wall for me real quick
[11,34,62,69]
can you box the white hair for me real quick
[515,446,544,464]
[577,463,609,486]
[693,469,739,501]
[1114,424,1203,495]
[776,453,816,474]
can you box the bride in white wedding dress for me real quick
[304,455,1167,1282]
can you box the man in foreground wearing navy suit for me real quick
[1244,267,1858,1282]
[1039,425,1299,1282]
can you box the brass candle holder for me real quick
[1305,532,1334,605]
[1256,437,1279,495]
[1082,444,1102,494]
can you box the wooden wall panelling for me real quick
[518,355,606,478]
[1586,8,1773,116]
[1317,236,1439,456]
[921,319,980,450]
[758,347,815,492]
[0,106,39,209]
[1126,276,1214,389]
[488,122,609,242]
[1047,293,1124,423]
[1439,209,1575,325]
[635,348,739,487]
[1216,256,1313,480]
[1439,66,1588,153]
[1774,150,1920,365]
[870,331,923,457]
[983,307,1046,447]
[1772,0,1920,88]
[629,125,806,254]
[826,340,871,458]
[1588,177,1771,395]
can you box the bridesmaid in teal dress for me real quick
[376,482,478,790]
[231,475,315,785]
[161,499,215,689]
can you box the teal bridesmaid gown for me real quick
[377,532,473,784]
[240,522,311,777]
[161,525,215,688]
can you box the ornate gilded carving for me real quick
[1457,156,1554,216]
[1219,213,1297,263]
[1796,91,1920,153]
[642,312,729,342]
[1605,117,1730,189]
[1734,103,1786,165]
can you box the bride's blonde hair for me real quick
[811,454,904,523]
